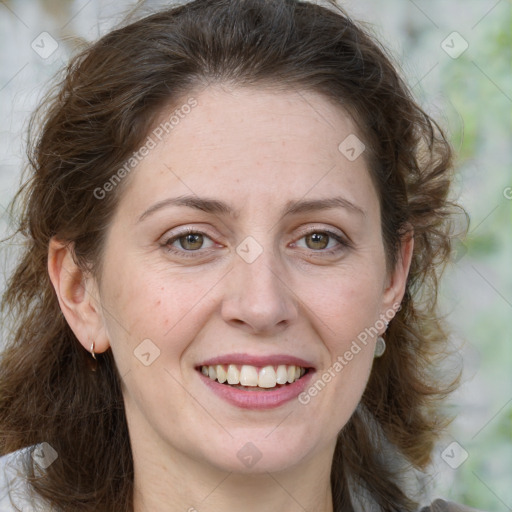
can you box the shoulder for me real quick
[0,447,45,511]
[419,498,487,512]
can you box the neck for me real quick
[132,438,334,512]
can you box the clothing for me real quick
[420,500,484,512]
[0,448,485,511]
[0,448,41,511]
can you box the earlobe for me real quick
[47,237,110,354]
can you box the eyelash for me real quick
[162,227,350,259]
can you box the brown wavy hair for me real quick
[0,1,463,510]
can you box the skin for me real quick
[48,84,413,512]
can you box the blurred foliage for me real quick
[404,1,512,510]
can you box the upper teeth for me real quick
[200,364,306,388]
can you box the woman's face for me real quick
[93,85,406,474]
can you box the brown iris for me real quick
[178,233,204,250]
[305,232,329,250]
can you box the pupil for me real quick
[182,233,203,250]
[308,233,328,250]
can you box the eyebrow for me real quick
[137,194,365,223]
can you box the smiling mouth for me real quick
[199,364,309,391]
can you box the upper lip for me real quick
[197,353,315,369]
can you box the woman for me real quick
[0,0,478,510]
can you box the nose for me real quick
[220,245,299,336]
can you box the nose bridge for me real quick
[221,235,297,333]
[239,243,281,296]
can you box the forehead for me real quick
[116,85,377,218]
[165,84,358,156]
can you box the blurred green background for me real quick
[0,1,511,510]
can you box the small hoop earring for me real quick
[90,342,97,360]
[374,336,386,358]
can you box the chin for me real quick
[190,429,324,475]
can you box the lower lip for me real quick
[198,370,315,409]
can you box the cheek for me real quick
[294,269,380,433]
[99,261,219,430]
[302,265,384,352]
[100,255,219,371]
[295,272,380,413]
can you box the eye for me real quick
[162,228,217,257]
[161,226,350,259]
[293,229,349,255]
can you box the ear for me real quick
[381,229,414,318]
[47,237,110,354]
